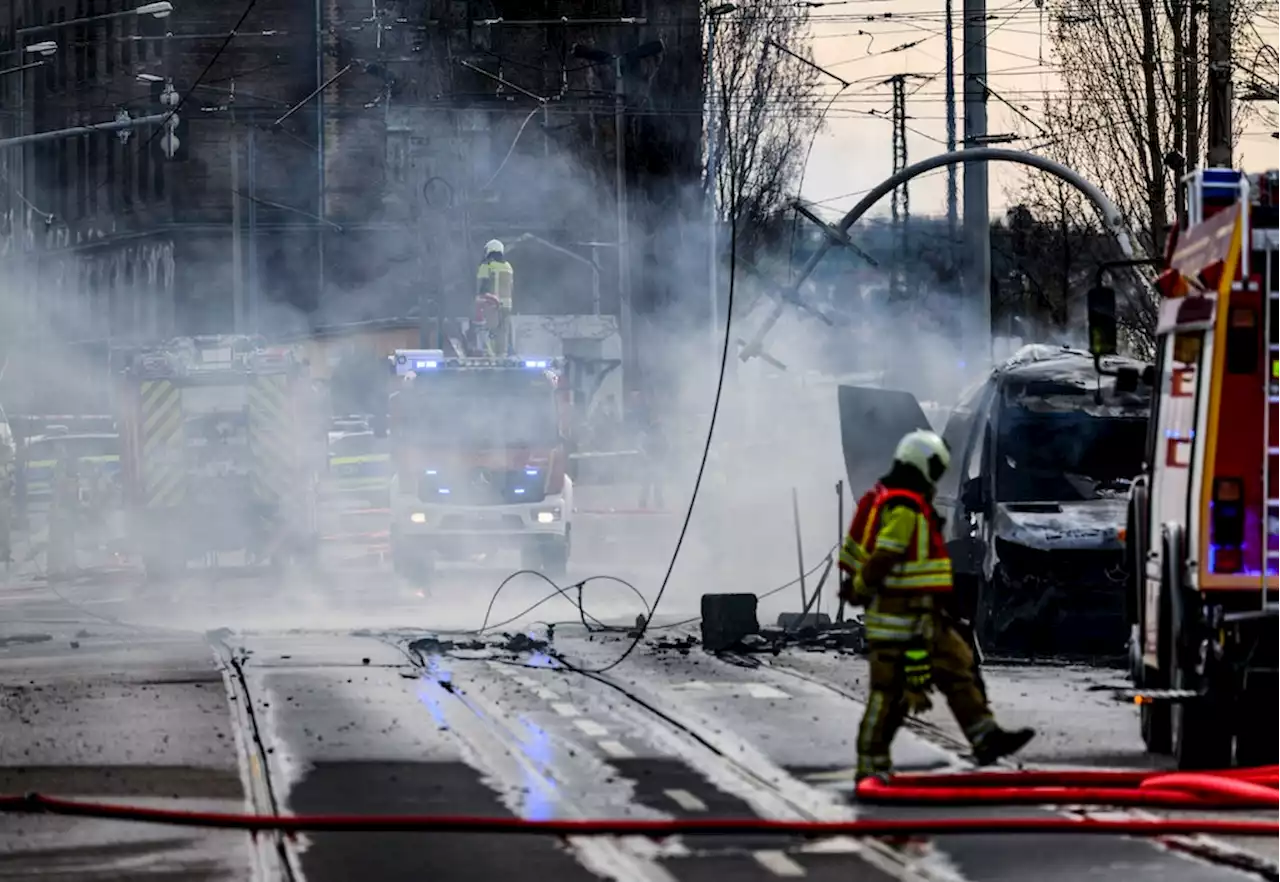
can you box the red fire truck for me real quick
[1112,168,1279,769]
[383,351,574,581]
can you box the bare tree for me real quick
[1014,0,1277,349]
[710,2,821,258]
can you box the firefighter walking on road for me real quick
[475,240,515,356]
[839,430,1035,782]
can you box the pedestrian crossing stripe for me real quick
[139,379,184,506]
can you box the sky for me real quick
[794,0,1279,222]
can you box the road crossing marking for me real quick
[573,719,609,737]
[669,680,791,700]
[551,702,580,718]
[753,850,807,877]
[598,740,636,759]
[663,789,708,812]
[533,687,559,701]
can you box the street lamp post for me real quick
[15,2,173,36]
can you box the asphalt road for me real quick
[1,535,1275,882]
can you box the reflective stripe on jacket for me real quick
[477,259,515,309]
[838,483,952,593]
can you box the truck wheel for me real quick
[1235,675,1279,766]
[392,540,432,583]
[523,534,569,580]
[1172,537,1233,762]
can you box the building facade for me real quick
[0,0,703,375]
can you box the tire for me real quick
[392,538,432,583]
[523,533,569,580]
[1166,524,1232,769]
[1236,674,1279,766]
[1139,534,1174,754]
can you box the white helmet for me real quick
[894,429,951,486]
[484,239,505,256]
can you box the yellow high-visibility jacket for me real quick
[477,259,515,310]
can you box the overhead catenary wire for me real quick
[86,0,262,201]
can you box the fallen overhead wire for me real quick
[0,793,1274,837]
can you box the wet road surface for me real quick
[1,552,1274,882]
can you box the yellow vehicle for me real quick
[326,430,391,507]
[18,432,120,506]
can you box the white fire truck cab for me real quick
[1109,168,1279,769]
[385,351,574,581]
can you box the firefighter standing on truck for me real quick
[476,239,514,356]
[839,430,1035,782]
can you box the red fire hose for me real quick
[856,765,1280,811]
[0,792,1274,837]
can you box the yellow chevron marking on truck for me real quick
[139,379,185,506]
[248,374,291,503]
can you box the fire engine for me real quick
[384,350,574,581]
[115,336,325,578]
[1111,168,1279,769]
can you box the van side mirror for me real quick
[1087,285,1118,357]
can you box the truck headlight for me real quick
[536,509,559,524]
[410,512,427,524]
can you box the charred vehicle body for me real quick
[839,344,1152,659]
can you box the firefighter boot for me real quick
[972,727,1036,766]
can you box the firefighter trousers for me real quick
[491,306,512,356]
[856,611,996,778]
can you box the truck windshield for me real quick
[395,375,558,448]
[997,411,1148,502]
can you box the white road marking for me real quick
[753,850,807,877]
[573,719,609,737]
[550,702,580,718]
[598,739,636,759]
[533,687,559,701]
[514,676,540,689]
[744,683,790,700]
[663,789,708,812]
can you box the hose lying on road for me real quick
[856,765,1280,810]
[0,793,1274,837]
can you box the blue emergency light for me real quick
[392,350,560,376]
[1199,168,1243,204]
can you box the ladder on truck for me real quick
[1190,169,1280,611]
[1252,174,1279,611]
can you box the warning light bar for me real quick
[391,351,561,376]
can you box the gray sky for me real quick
[796,1,1278,220]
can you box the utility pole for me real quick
[889,74,909,302]
[1206,0,1233,167]
[614,54,634,395]
[1186,2,1201,170]
[706,4,736,371]
[963,0,991,364]
[229,81,244,335]
[944,0,958,256]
